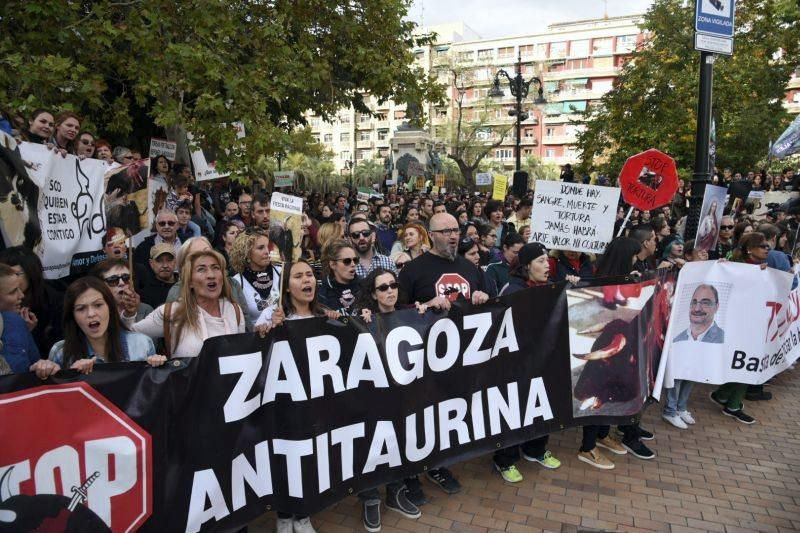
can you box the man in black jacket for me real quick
[133,210,181,266]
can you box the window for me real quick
[414,50,424,61]
[593,56,614,69]
[358,131,371,141]
[377,129,389,140]
[359,113,371,123]
[477,49,494,60]
[434,108,448,118]
[498,46,514,59]
[473,67,491,81]
[545,148,556,158]
[357,149,371,160]
[570,39,590,57]
[340,132,350,142]
[495,149,513,159]
[793,92,800,103]
[524,129,535,138]
[308,117,321,128]
[550,41,567,58]
[339,114,351,124]
[312,134,320,143]
[544,103,563,116]
[340,151,351,161]
[616,34,637,53]
[457,51,473,62]
[545,127,556,137]
[536,43,548,58]
[566,58,591,70]
[592,37,613,55]
[435,46,449,57]
[591,79,614,93]
[394,110,406,120]
[519,44,534,57]
[523,148,533,156]
[323,134,333,143]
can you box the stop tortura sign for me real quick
[618,149,679,210]
[0,382,152,532]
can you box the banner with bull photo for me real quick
[654,261,796,395]
[103,158,168,247]
[0,282,657,532]
[13,143,107,279]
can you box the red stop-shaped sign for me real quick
[618,149,679,210]
[0,382,152,532]
[436,273,471,301]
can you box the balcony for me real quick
[785,102,800,113]
[543,113,584,124]
[542,134,576,145]
[356,140,374,149]
[545,65,621,80]
[356,121,373,130]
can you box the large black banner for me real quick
[0,282,654,532]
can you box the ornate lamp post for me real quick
[489,53,546,172]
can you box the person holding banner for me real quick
[229,229,282,326]
[47,277,166,372]
[129,249,245,358]
[52,112,81,154]
[485,233,525,295]
[492,242,567,482]
[22,109,54,145]
[75,131,96,159]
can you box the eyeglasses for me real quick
[80,139,95,146]
[757,244,771,250]
[375,282,399,292]
[720,225,734,230]
[431,227,460,236]
[336,257,357,266]
[103,274,131,286]
[349,229,373,240]
[395,261,407,270]
[690,298,716,308]
[157,220,177,227]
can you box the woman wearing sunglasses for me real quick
[91,259,153,322]
[318,240,361,315]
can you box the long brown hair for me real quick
[172,249,234,343]
[62,277,127,366]
[732,231,766,263]
[280,259,326,317]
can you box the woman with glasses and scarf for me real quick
[318,240,361,315]
[228,229,282,327]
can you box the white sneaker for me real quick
[276,518,293,533]
[662,413,688,429]
[293,517,316,533]
[678,410,696,425]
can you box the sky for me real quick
[407,0,656,39]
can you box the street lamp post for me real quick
[345,159,354,190]
[489,53,546,173]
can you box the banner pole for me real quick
[128,236,135,287]
[616,206,633,237]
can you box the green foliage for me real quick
[1,0,443,172]
[576,0,800,178]
[352,159,384,187]
[522,156,560,181]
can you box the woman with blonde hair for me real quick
[229,229,282,326]
[129,249,245,357]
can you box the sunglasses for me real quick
[375,282,399,292]
[157,220,177,227]
[720,225,734,230]
[349,230,373,240]
[80,139,95,146]
[103,274,131,286]
[336,257,357,266]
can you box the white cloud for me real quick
[407,0,656,39]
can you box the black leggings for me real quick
[580,425,609,452]
[493,435,548,468]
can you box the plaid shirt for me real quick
[355,251,397,279]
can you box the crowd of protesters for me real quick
[1,109,799,532]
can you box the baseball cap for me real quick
[150,243,176,260]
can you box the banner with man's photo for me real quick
[654,261,797,395]
[0,281,663,532]
[11,143,108,279]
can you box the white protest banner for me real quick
[530,181,621,254]
[273,171,295,188]
[270,192,303,261]
[148,138,177,160]
[654,261,795,397]
[693,184,727,251]
[475,172,492,186]
[18,143,107,279]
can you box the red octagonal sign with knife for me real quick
[0,382,152,532]
[617,149,679,210]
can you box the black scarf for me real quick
[242,267,273,299]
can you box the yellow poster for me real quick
[492,174,508,200]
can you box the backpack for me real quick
[162,302,241,358]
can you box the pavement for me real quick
[250,369,800,532]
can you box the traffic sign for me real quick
[0,382,152,532]
[695,32,733,55]
[617,149,679,210]
[695,0,736,38]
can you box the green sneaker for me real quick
[494,463,523,483]
[523,449,561,469]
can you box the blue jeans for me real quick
[663,380,694,416]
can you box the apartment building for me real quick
[309,15,800,173]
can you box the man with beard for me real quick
[348,219,396,279]
[674,284,724,343]
[374,204,397,253]
[396,212,489,504]
[138,243,178,308]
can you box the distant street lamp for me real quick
[489,53,546,172]
[345,159,354,189]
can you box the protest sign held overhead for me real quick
[148,138,177,160]
[16,143,107,279]
[475,172,492,186]
[273,171,295,188]
[618,149,679,210]
[270,192,303,261]
[655,261,796,395]
[492,174,508,200]
[104,158,151,240]
[694,184,727,252]
[530,181,620,253]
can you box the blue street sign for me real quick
[695,0,736,38]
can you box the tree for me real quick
[1,0,444,172]
[445,64,512,185]
[352,159,384,188]
[522,156,560,182]
[575,0,800,179]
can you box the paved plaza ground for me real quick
[251,370,800,532]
